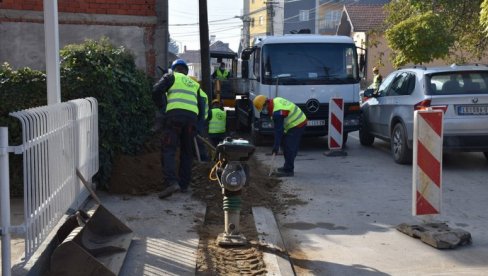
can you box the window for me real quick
[259,16,264,26]
[324,10,341,29]
[261,43,359,85]
[377,73,396,95]
[299,10,309,22]
[387,72,415,96]
[428,71,488,95]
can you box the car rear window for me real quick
[427,71,488,95]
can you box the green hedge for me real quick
[0,38,155,195]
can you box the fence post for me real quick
[0,127,12,276]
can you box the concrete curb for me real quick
[252,207,295,276]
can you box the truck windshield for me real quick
[261,43,359,85]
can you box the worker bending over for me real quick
[253,95,307,177]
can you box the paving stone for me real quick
[397,222,472,249]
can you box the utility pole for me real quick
[199,0,211,99]
[155,0,168,77]
[266,1,275,36]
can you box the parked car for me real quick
[359,64,488,164]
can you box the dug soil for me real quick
[109,132,307,274]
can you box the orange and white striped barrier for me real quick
[328,97,344,150]
[412,110,443,216]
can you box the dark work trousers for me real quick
[282,126,305,173]
[196,119,209,161]
[209,133,226,147]
[161,116,197,189]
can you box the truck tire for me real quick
[251,121,264,146]
[391,123,412,164]
[342,132,348,147]
[235,109,250,133]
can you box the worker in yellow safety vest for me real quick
[152,59,205,199]
[208,99,227,146]
[253,95,307,177]
[212,62,231,80]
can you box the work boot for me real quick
[158,182,180,199]
[271,170,294,177]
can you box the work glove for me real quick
[271,146,279,155]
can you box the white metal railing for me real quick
[0,97,99,275]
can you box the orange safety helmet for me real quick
[253,95,267,112]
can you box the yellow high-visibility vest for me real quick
[216,69,229,80]
[166,72,199,114]
[209,108,226,134]
[272,97,307,132]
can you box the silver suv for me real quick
[360,64,488,164]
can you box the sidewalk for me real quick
[91,192,205,275]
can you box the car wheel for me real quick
[359,127,374,146]
[391,123,412,164]
[483,152,488,161]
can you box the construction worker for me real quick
[212,62,231,80]
[371,66,383,94]
[253,95,307,177]
[152,59,205,199]
[208,99,227,146]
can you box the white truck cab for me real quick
[237,34,361,145]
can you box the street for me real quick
[255,131,488,275]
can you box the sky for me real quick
[169,0,244,53]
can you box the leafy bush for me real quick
[0,38,155,194]
[0,63,47,196]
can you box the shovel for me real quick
[50,169,134,276]
[269,153,276,176]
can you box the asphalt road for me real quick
[255,131,488,275]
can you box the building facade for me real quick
[0,0,168,77]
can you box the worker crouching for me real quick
[208,99,227,147]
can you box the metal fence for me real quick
[0,98,99,275]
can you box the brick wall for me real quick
[0,0,156,16]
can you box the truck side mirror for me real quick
[241,60,249,79]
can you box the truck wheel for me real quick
[235,110,250,133]
[251,122,264,146]
[359,127,374,146]
[342,132,348,147]
[391,123,412,164]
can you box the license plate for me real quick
[457,105,488,115]
[307,120,326,126]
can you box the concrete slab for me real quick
[98,192,206,276]
[253,207,295,276]
[397,222,472,249]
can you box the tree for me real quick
[481,0,488,34]
[169,38,180,54]
[385,0,488,67]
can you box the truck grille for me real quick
[296,103,329,119]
